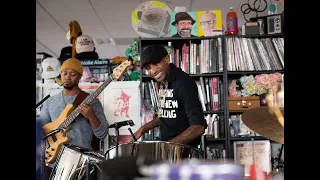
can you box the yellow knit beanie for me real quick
[60,58,83,75]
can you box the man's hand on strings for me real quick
[78,103,96,120]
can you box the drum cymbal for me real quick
[241,106,284,144]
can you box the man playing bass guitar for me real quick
[39,58,109,179]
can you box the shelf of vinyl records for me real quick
[140,36,225,76]
[140,34,284,76]
[226,36,284,73]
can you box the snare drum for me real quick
[50,144,105,180]
[105,141,203,163]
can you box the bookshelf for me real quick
[138,33,284,160]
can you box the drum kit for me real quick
[44,80,284,180]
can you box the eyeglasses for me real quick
[200,20,216,27]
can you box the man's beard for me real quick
[179,28,191,37]
[63,83,76,90]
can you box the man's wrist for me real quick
[88,114,98,122]
[139,126,146,134]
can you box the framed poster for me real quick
[197,10,223,37]
[170,11,198,37]
[102,81,141,136]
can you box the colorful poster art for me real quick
[102,81,141,136]
[197,10,223,37]
[170,11,198,37]
[170,10,223,37]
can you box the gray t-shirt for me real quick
[39,91,109,166]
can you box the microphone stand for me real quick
[114,124,120,158]
[276,144,284,171]
[128,128,137,156]
[115,126,137,157]
[36,95,50,108]
[108,120,135,158]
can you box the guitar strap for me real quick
[73,90,100,151]
[73,90,89,107]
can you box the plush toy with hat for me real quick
[66,21,82,45]
[55,20,83,86]
[66,20,83,59]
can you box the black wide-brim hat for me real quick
[171,12,196,26]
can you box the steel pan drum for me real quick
[105,141,203,163]
[50,144,105,180]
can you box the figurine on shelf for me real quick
[111,38,140,81]
[125,38,140,65]
[124,56,140,81]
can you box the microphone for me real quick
[109,120,134,129]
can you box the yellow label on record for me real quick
[132,11,138,24]
[152,1,166,8]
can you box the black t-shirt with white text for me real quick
[159,63,208,149]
